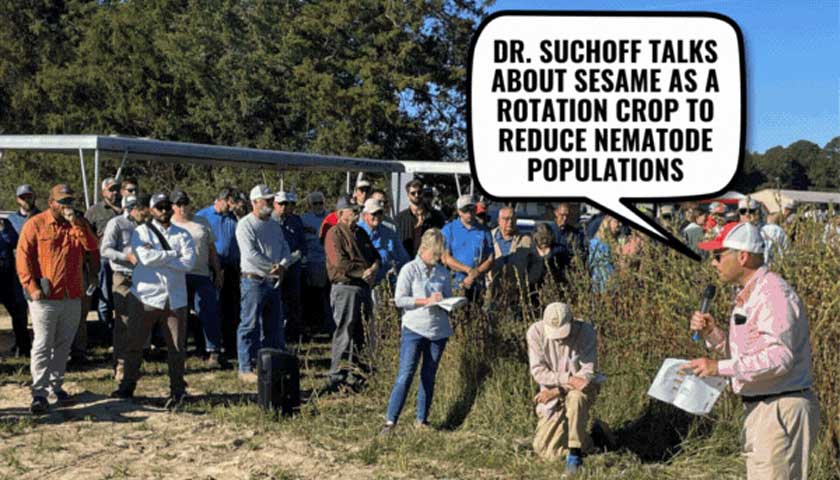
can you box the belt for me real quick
[242,273,266,281]
[740,388,810,405]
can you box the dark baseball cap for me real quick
[150,193,171,209]
[170,188,190,205]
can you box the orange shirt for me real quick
[16,210,98,300]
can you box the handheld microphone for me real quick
[693,285,717,342]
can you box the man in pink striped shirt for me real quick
[684,221,820,479]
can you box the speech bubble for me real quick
[468,11,745,260]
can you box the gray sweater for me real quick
[236,213,291,277]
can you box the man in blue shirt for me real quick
[441,195,494,303]
[196,187,241,357]
[358,198,410,287]
[0,215,29,356]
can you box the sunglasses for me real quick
[125,188,138,194]
[713,249,734,262]
[108,186,120,193]
[408,190,421,197]
[460,206,476,213]
[739,209,758,215]
[154,203,173,211]
[357,187,371,193]
[311,201,323,206]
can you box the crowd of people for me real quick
[1,176,830,478]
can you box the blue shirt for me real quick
[394,257,454,340]
[358,219,411,285]
[0,219,18,263]
[196,205,239,267]
[494,229,514,257]
[441,219,493,284]
[8,209,40,235]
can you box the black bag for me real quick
[257,348,301,416]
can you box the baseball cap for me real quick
[122,195,138,209]
[49,184,75,203]
[363,198,384,214]
[783,199,797,210]
[738,198,759,210]
[150,193,171,209]
[16,184,34,197]
[101,177,118,190]
[660,205,675,215]
[475,201,487,215]
[708,201,726,214]
[275,191,291,203]
[698,221,765,254]
[335,195,358,212]
[456,195,475,210]
[169,188,190,205]
[542,302,574,340]
[355,179,371,189]
[249,184,274,201]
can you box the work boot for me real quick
[30,396,49,415]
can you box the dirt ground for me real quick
[0,315,384,480]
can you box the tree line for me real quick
[0,1,835,211]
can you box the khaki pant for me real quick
[533,386,598,460]
[742,390,820,480]
[29,299,81,398]
[120,295,187,395]
[111,271,133,381]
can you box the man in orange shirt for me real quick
[16,184,98,415]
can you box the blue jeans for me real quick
[187,274,222,353]
[385,327,448,424]
[237,277,285,373]
[97,263,114,329]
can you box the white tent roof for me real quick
[751,188,840,212]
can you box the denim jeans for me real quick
[237,277,285,373]
[385,327,448,424]
[281,264,303,339]
[97,262,114,329]
[187,274,222,353]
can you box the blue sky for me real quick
[487,0,839,153]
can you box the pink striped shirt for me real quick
[705,267,813,396]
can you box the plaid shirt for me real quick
[16,210,98,300]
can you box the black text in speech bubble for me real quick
[468,11,745,260]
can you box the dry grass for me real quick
[1,219,838,479]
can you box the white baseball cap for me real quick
[698,221,765,254]
[542,302,574,340]
[456,195,475,210]
[363,198,384,214]
[356,179,371,189]
[275,191,291,203]
[738,198,760,210]
[249,184,274,201]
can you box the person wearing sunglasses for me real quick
[113,192,197,408]
[737,198,763,227]
[16,184,98,414]
[440,195,494,303]
[396,179,446,258]
[684,222,819,479]
[353,179,372,207]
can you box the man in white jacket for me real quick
[111,193,196,408]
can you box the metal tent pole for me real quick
[93,149,100,205]
[79,149,90,210]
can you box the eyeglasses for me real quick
[739,209,758,215]
[713,249,734,262]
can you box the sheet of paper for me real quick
[647,357,727,415]
[433,296,468,313]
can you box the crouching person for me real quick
[528,302,598,475]
[381,229,451,434]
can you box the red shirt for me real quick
[16,210,98,300]
[319,211,338,242]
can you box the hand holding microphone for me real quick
[692,285,717,342]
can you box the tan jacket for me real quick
[527,320,598,417]
[487,227,540,295]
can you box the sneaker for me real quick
[164,392,187,411]
[53,389,73,406]
[564,453,583,477]
[110,387,135,399]
[30,396,49,415]
[238,371,258,384]
[379,422,395,437]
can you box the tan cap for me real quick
[49,184,75,203]
[363,198,384,214]
[543,302,573,340]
